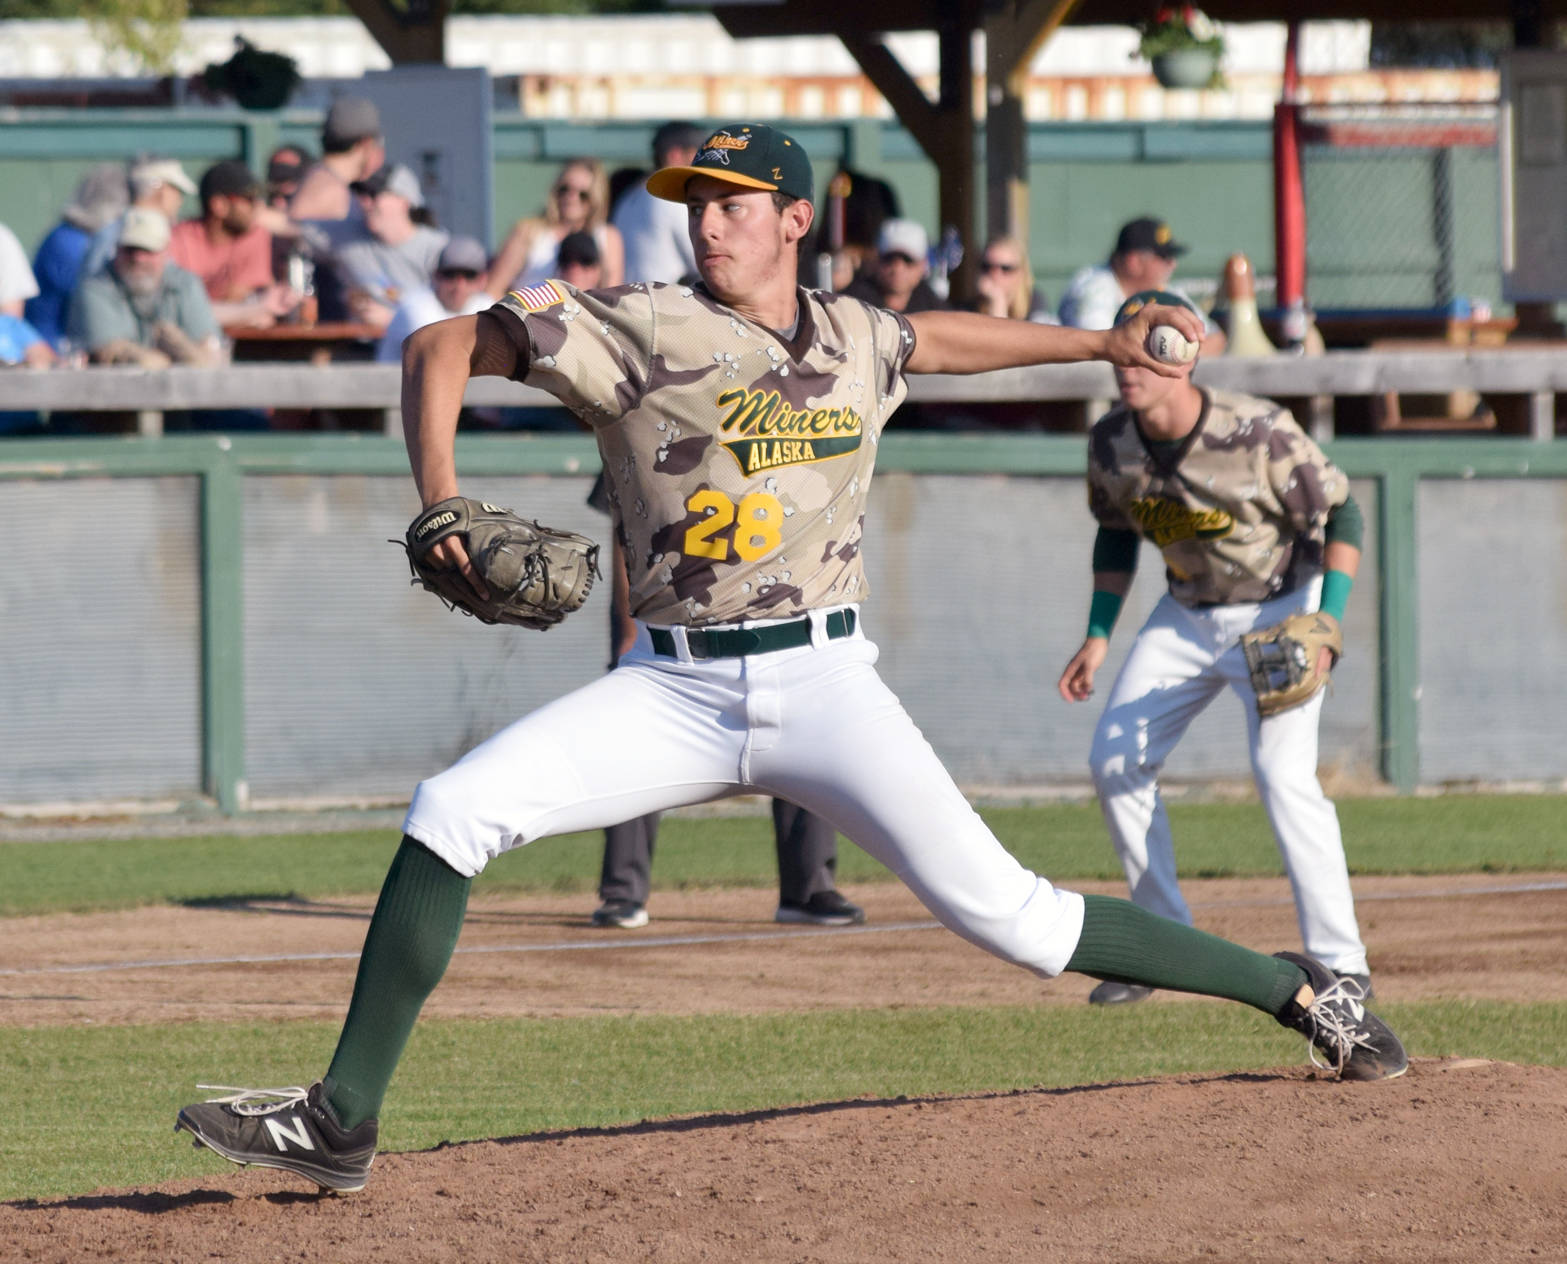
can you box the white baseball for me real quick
[1147,324,1198,365]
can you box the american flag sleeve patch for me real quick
[508,280,568,312]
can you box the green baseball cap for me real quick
[1114,288,1201,326]
[645,123,813,204]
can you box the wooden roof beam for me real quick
[342,0,450,65]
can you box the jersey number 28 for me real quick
[683,489,784,562]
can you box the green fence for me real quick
[5,431,1567,814]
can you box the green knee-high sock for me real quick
[323,836,471,1129]
[1067,894,1306,1016]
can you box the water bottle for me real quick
[287,249,317,325]
[1280,299,1309,355]
[929,225,963,300]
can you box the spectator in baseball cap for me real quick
[375,233,492,364]
[313,162,447,331]
[265,145,311,210]
[1115,216,1187,260]
[842,217,950,315]
[170,159,299,329]
[612,120,706,285]
[290,96,386,223]
[555,230,603,290]
[25,162,131,350]
[1057,214,1223,351]
[350,162,424,208]
[78,156,198,280]
[68,205,222,368]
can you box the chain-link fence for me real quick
[1300,102,1499,313]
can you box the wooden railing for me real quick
[3,347,1564,440]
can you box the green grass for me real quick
[4,999,1563,1203]
[4,794,1566,917]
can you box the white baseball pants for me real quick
[405,606,1086,978]
[1088,586,1369,974]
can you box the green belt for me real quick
[649,609,857,659]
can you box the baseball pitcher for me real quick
[176,131,1403,1196]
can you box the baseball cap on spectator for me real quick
[645,123,813,203]
[652,120,705,161]
[199,159,262,204]
[62,162,130,233]
[119,206,171,253]
[1113,217,1187,259]
[1113,288,1202,327]
[877,218,928,263]
[436,236,488,275]
[323,97,382,148]
[130,158,197,198]
[558,231,600,268]
[267,153,306,185]
[351,163,423,208]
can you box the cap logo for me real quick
[697,132,750,166]
[1156,224,1172,244]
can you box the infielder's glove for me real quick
[1240,611,1343,717]
[402,496,600,630]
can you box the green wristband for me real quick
[1087,589,1124,640]
[1319,569,1353,622]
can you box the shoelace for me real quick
[1301,977,1375,1075]
[195,1084,310,1116]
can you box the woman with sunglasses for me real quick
[972,236,1056,324]
[487,157,625,299]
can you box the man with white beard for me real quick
[67,206,221,367]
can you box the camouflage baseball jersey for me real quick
[490,280,915,626]
[1086,387,1349,606]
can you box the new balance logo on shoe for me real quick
[175,1082,379,1193]
[264,1114,316,1153]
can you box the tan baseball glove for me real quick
[402,496,600,630]
[1240,611,1342,717]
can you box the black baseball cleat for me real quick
[1337,971,1374,1001]
[1088,980,1154,1006]
[1273,951,1408,1082]
[775,890,866,926]
[590,899,649,928]
[175,1082,378,1192]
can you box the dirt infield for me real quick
[4,873,1567,1261]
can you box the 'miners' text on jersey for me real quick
[1085,388,1349,606]
[491,281,915,625]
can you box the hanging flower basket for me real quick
[1137,6,1225,90]
[1151,48,1220,89]
[201,36,301,112]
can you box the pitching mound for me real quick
[4,1058,1565,1262]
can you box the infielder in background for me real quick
[1058,289,1372,1007]
[176,125,1405,1194]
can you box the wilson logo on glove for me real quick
[400,496,601,630]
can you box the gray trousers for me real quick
[598,798,839,907]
